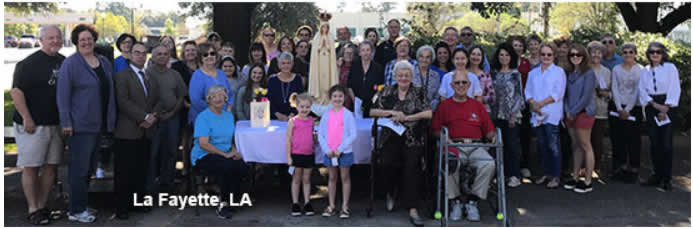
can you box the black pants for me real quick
[196,154,249,202]
[560,122,572,177]
[645,95,675,182]
[591,119,608,172]
[519,106,533,170]
[114,138,151,212]
[380,134,424,209]
[609,105,643,171]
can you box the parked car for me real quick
[18,34,40,48]
[4,36,18,48]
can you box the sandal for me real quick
[27,209,49,225]
[322,206,336,217]
[339,208,351,219]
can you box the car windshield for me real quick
[21,35,34,39]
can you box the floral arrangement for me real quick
[253,88,269,102]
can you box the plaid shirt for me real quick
[384,58,417,86]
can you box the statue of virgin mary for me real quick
[308,13,339,116]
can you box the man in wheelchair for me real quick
[432,72,497,222]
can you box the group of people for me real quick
[11,15,681,226]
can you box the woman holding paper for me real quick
[524,42,566,189]
[370,61,432,226]
[639,42,680,192]
[609,43,643,183]
[586,41,612,177]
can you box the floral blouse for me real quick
[476,71,495,115]
[373,84,430,148]
[492,70,525,121]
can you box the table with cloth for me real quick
[234,119,375,164]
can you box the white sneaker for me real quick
[520,168,532,178]
[68,210,96,223]
[385,193,394,212]
[96,168,105,179]
[449,200,462,221]
[507,176,521,188]
[464,200,480,222]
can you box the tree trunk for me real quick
[212,2,258,66]
[542,2,551,37]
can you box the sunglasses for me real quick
[602,40,615,45]
[647,50,663,55]
[203,51,217,58]
[460,33,473,37]
[568,53,583,58]
[541,52,553,57]
[263,33,275,37]
[622,50,635,55]
[452,80,469,86]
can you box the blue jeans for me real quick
[497,120,521,178]
[67,133,100,214]
[535,124,561,178]
[147,113,181,190]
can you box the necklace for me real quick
[281,80,290,103]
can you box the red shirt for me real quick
[432,97,495,138]
[432,97,495,155]
[518,57,531,89]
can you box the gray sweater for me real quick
[564,70,596,117]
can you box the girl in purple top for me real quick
[317,85,357,219]
[286,93,315,216]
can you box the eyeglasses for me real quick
[299,32,310,37]
[203,51,217,58]
[622,50,635,55]
[460,33,474,37]
[647,50,663,55]
[263,33,275,37]
[602,40,615,45]
[568,53,583,58]
[452,80,469,86]
[541,52,553,57]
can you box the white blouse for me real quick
[639,62,681,107]
[524,64,566,126]
[611,63,642,112]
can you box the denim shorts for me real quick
[323,152,354,167]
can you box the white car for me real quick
[18,34,39,48]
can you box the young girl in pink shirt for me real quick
[286,93,315,216]
[318,85,357,219]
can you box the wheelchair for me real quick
[435,127,510,227]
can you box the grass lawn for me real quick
[5,143,17,153]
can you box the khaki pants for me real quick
[447,146,495,200]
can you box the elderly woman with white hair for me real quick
[370,61,432,226]
[267,52,305,121]
[191,84,248,219]
[413,45,442,111]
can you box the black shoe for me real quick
[291,203,302,216]
[563,178,577,190]
[116,210,129,220]
[303,203,314,216]
[641,176,660,186]
[409,214,424,227]
[656,181,672,192]
[573,180,593,193]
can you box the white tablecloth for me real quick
[235,119,374,164]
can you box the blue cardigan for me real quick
[57,52,116,133]
[317,107,357,155]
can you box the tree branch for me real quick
[616,3,639,32]
[658,2,691,35]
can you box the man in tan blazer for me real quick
[112,41,161,220]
